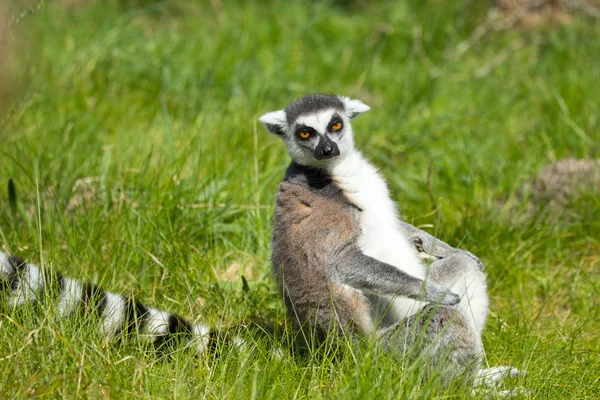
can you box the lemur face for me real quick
[259,94,370,167]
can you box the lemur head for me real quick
[259,94,370,167]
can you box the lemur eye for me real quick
[330,121,343,131]
[412,237,424,252]
[298,131,311,140]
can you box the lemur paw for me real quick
[442,291,461,306]
[474,366,522,388]
[419,281,461,306]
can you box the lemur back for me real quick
[272,163,374,336]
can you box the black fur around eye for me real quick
[412,237,424,252]
[329,120,343,132]
[296,126,315,140]
[298,131,311,140]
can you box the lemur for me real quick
[0,251,243,355]
[260,93,519,387]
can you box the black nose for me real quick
[315,139,340,160]
[321,143,334,157]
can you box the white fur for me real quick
[283,108,355,168]
[0,251,12,276]
[295,109,338,133]
[7,263,44,307]
[258,110,287,135]
[57,277,83,317]
[474,366,519,387]
[270,347,285,359]
[330,150,427,321]
[144,307,170,341]
[232,336,248,352]
[338,96,371,118]
[496,387,529,398]
[190,323,211,354]
[473,367,525,397]
[452,267,489,338]
[102,292,126,336]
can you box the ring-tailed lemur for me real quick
[0,251,242,354]
[260,93,520,387]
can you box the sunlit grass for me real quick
[0,0,598,398]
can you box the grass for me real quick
[0,0,599,398]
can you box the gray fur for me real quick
[378,299,481,381]
[271,163,459,340]
[271,164,492,380]
[386,229,524,393]
[284,94,344,125]
[401,221,484,271]
[377,247,487,382]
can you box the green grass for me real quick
[1,0,599,398]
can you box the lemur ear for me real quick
[338,96,370,119]
[259,110,287,136]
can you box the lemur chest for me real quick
[333,166,424,278]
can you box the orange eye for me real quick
[299,131,311,140]
[331,121,342,131]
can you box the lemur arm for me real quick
[330,247,460,305]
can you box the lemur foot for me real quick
[473,366,527,398]
[474,366,520,387]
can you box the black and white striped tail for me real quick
[0,251,245,354]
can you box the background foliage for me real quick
[0,0,598,398]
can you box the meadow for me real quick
[0,0,599,398]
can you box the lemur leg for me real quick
[426,253,489,341]
[371,224,522,388]
[376,253,489,382]
[401,225,523,390]
[430,255,525,393]
[428,256,525,394]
